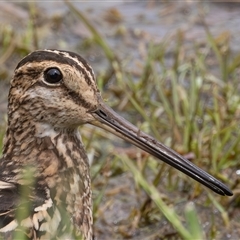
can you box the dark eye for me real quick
[44,68,63,84]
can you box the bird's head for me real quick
[10,49,100,128]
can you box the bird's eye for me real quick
[44,68,63,84]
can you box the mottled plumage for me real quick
[0,50,232,240]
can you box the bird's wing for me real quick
[0,180,53,240]
[0,181,18,225]
[0,180,78,240]
[0,181,19,239]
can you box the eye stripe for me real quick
[16,50,95,87]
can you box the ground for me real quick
[0,1,240,239]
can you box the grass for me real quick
[1,2,239,239]
[90,32,239,237]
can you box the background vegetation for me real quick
[0,1,240,239]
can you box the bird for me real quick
[0,49,232,240]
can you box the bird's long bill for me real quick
[91,100,233,196]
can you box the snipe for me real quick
[0,50,232,240]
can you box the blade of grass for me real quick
[65,0,122,83]
[207,192,230,227]
[121,154,194,240]
[185,202,205,240]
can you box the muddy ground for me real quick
[0,1,240,240]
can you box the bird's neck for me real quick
[3,116,90,176]
[1,115,93,239]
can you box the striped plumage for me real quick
[0,50,232,239]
